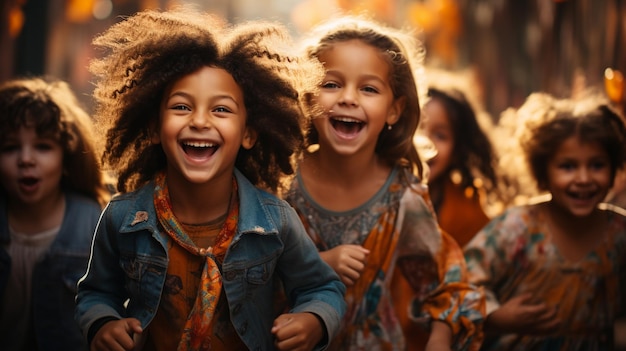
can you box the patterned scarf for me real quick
[153,172,239,351]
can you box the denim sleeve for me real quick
[276,204,347,347]
[75,202,130,338]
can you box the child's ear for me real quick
[387,96,406,125]
[241,127,257,150]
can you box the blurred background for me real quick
[1,0,625,120]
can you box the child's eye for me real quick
[362,86,379,94]
[35,142,55,151]
[590,160,609,170]
[432,131,449,142]
[558,163,576,171]
[170,104,191,111]
[213,106,232,113]
[321,81,339,89]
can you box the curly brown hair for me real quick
[517,92,626,191]
[0,77,109,206]
[90,7,323,193]
[300,15,426,179]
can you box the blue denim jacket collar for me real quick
[116,168,279,240]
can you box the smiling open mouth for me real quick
[568,191,595,200]
[20,177,38,185]
[181,141,218,158]
[330,117,365,135]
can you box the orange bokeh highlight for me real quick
[8,5,25,38]
[66,0,96,23]
[605,68,624,104]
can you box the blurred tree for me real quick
[11,0,48,77]
[302,0,625,120]
[456,0,625,118]
[4,0,623,120]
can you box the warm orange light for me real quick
[291,0,341,32]
[8,6,25,38]
[408,2,437,32]
[605,68,624,103]
[66,0,95,23]
[408,0,461,66]
[339,0,395,21]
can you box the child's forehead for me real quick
[554,135,608,156]
[165,66,244,100]
[320,38,377,53]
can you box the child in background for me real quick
[464,92,626,350]
[74,8,346,351]
[419,85,500,247]
[0,77,108,350]
[284,16,484,351]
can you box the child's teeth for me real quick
[185,141,214,147]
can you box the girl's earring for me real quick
[387,124,393,130]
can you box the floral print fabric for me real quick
[464,203,626,350]
[285,167,484,350]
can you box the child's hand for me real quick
[271,312,324,351]
[90,318,143,351]
[486,293,560,335]
[319,244,369,286]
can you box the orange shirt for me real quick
[143,221,246,351]
[437,179,490,247]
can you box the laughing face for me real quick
[313,39,403,157]
[0,126,64,207]
[155,66,256,187]
[546,136,612,218]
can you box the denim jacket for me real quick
[0,192,102,351]
[75,169,346,350]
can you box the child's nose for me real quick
[575,168,590,182]
[17,147,34,166]
[190,111,211,129]
[338,88,358,107]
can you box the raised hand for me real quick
[90,318,143,351]
[272,312,324,351]
[319,244,369,286]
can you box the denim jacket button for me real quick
[224,271,236,280]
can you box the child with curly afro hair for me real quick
[75,7,346,351]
